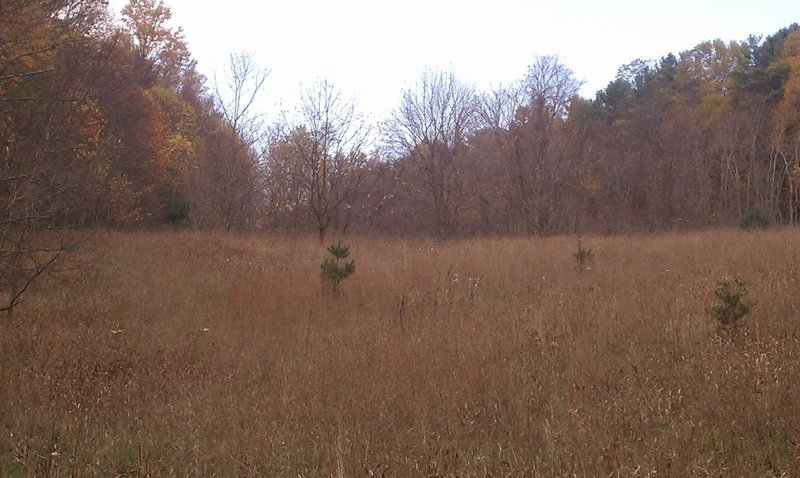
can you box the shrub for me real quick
[740,209,770,231]
[708,277,754,328]
[162,196,191,225]
[320,241,356,297]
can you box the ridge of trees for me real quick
[2,1,799,246]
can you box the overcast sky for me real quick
[109,0,800,122]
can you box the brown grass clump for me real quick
[1,229,799,476]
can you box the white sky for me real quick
[109,0,800,123]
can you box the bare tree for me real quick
[272,80,370,241]
[214,53,269,143]
[478,56,583,235]
[202,52,270,231]
[263,130,311,232]
[386,70,477,236]
[478,85,523,132]
[521,55,584,120]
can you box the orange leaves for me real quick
[775,31,800,143]
[782,29,800,59]
[121,0,194,86]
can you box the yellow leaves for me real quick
[138,84,199,192]
[696,93,732,126]
[0,3,59,94]
[782,30,800,59]
[677,39,750,96]
[121,0,193,86]
[147,85,195,129]
[162,132,195,179]
[143,86,197,166]
[776,31,800,143]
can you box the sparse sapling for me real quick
[573,240,594,271]
[320,241,356,297]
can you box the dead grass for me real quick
[1,229,799,476]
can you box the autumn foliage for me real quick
[3,3,800,239]
[2,5,800,473]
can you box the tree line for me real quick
[269,25,800,239]
[3,1,800,247]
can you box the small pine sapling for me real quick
[320,241,356,297]
[708,277,754,328]
[573,240,594,271]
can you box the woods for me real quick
[2,2,800,242]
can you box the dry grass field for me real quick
[1,229,799,477]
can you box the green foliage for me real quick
[740,209,771,231]
[573,240,594,270]
[320,242,356,296]
[162,196,190,225]
[708,277,754,327]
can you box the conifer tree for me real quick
[320,242,356,297]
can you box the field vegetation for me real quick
[1,229,798,476]
[4,4,800,475]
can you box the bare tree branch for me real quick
[385,70,477,236]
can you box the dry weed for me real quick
[1,229,798,476]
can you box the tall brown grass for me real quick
[1,229,798,476]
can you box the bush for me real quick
[162,196,191,225]
[708,277,754,328]
[740,209,770,231]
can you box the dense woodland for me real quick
[3,0,800,243]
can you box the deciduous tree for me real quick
[386,70,477,236]
[0,0,111,313]
[204,52,269,231]
[272,81,370,241]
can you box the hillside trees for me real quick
[3,1,800,249]
[566,26,800,233]
[772,30,800,224]
[357,30,800,237]
[83,0,206,227]
[364,26,800,238]
[0,0,273,235]
[0,0,276,311]
[82,0,269,230]
[0,0,112,313]
[102,19,800,237]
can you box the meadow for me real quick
[1,229,798,477]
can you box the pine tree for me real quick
[320,242,356,297]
